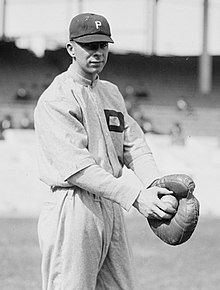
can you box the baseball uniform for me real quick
[34,63,160,289]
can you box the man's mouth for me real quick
[90,60,104,64]
[89,62,104,68]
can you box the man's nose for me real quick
[93,48,103,55]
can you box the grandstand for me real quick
[0,40,220,136]
[0,41,59,103]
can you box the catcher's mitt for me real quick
[148,174,200,246]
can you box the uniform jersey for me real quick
[34,63,160,211]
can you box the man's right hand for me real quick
[133,186,177,220]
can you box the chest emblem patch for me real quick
[104,109,125,133]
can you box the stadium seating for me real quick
[0,40,220,137]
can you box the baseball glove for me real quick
[147,174,200,246]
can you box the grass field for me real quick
[127,214,220,290]
[0,216,220,290]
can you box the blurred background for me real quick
[0,0,220,289]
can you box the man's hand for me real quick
[146,174,199,245]
[133,186,176,219]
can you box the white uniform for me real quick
[34,63,160,290]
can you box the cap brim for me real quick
[72,34,114,43]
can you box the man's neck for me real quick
[68,63,99,88]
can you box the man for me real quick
[34,13,175,290]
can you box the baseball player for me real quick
[34,13,176,290]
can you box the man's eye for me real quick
[100,43,108,49]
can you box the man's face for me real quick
[68,41,109,80]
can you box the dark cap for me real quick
[69,13,114,43]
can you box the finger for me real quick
[157,187,173,195]
[148,212,162,220]
[153,205,174,219]
[146,205,163,220]
[157,200,177,214]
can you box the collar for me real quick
[67,63,99,88]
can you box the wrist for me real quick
[133,191,141,208]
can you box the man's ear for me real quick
[66,42,75,59]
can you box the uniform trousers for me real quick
[38,187,137,290]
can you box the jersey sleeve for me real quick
[123,112,161,187]
[34,98,96,181]
[67,164,142,211]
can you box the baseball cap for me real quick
[69,13,114,43]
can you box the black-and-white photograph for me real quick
[0,0,220,289]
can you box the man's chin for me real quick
[88,67,103,75]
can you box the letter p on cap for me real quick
[95,21,102,29]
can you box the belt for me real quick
[51,185,74,192]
